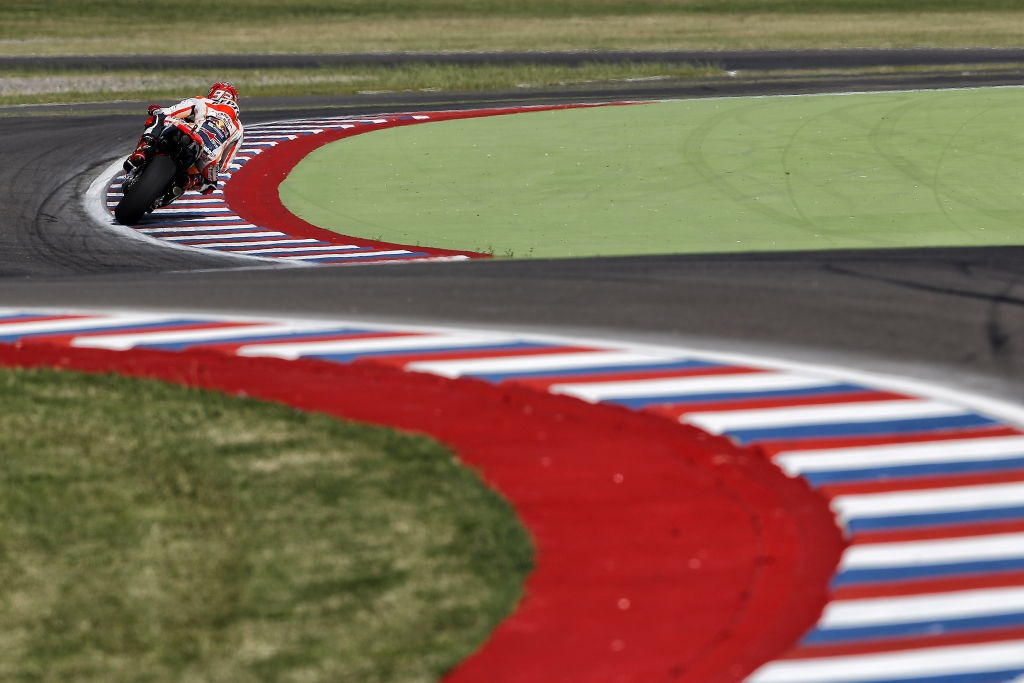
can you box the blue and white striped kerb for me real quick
[103,115,455,265]
[3,308,1023,683]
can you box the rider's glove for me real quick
[200,163,219,194]
[144,105,162,129]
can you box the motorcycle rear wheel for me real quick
[114,155,176,226]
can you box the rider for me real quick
[123,81,243,195]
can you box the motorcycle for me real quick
[114,113,205,226]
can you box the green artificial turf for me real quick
[0,367,532,682]
[280,87,1024,258]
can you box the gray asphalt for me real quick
[2,55,1023,406]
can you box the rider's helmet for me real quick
[208,82,238,103]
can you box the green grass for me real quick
[0,366,532,682]
[5,0,1024,25]
[3,0,1024,57]
[0,63,723,106]
[3,0,1024,102]
[280,88,1024,258]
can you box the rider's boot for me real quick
[123,136,153,172]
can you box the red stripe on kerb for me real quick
[355,345,601,369]
[0,340,842,683]
[646,390,909,421]
[0,314,94,326]
[752,425,1024,458]
[853,518,1024,544]
[28,321,261,347]
[831,570,1024,602]
[819,467,1024,498]
[508,364,768,392]
[187,330,423,354]
[781,625,1024,661]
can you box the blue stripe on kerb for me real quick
[143,226,259,235]
[136,327,384,351]
[802,668,1024,683]
[144,217,247,225]
[608,382,871,410]
[846,505,1024,534]
[0,319,208,343]
[178,233,292,244]
[898,671,1024,683]
[0,313,57,323]
[802,456,1024,487]
[801,610,1024,645]
[212,247,363,257]
[216,241,333,251]
[831,556,1024,587]
[725,413,998,445]
[313,252,429,263]
[309,341,559,364]
[469,359,722,383]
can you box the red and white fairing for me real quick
[150,95,243,184]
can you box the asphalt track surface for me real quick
[2,51,1024,405]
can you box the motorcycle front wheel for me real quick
[114,155,176,226]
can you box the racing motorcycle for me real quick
[114,112,205,225]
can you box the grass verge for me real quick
[0,366,532,682]
[0,62,722,106]
[5,1,1024,104]
[4,13,1024,56]
[4,1,1024,55]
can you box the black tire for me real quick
[114,155,176,225]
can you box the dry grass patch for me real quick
[3,12,1024,55]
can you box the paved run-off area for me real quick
[280,87,1024,258]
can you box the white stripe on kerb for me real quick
[819,585,1024,628]
[551,371,832,403]
[0,313,174,336]
[841,531,1024,569]
[68,322,344,350]
[162,232,287,242]
[281,250,412,260]
[183,239,322,249]
[139,224,259,234]
[832,481,1024,522]
[140,216,245,225]
[151,207,233,214]
[236,332,518,360]
[774,435,1024,475]
[745,639,1024,682]
[244,134,298,141]
[406,350,691,379]
[165,198,227,205]
[685,400,965,433]
[232,245,363,255]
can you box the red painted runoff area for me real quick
[0,342,843,682]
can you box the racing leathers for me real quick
[125,94,243,195]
